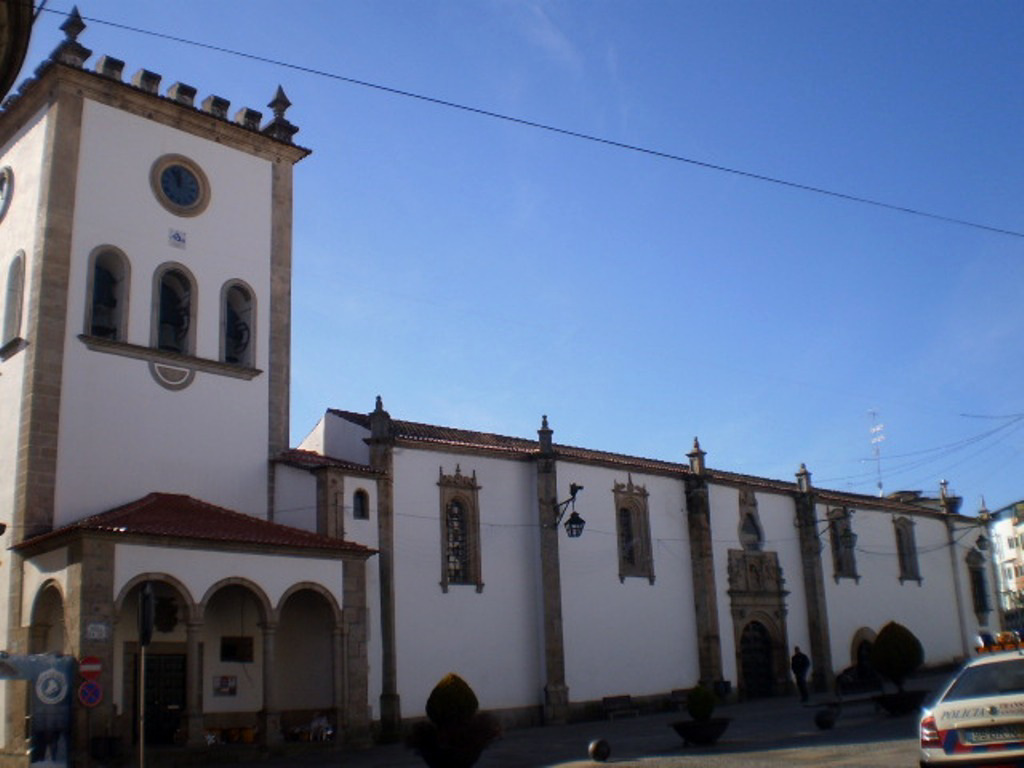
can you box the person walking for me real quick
[791,646,810,703]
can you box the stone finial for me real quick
[94,55,124,81]
[234,107,262,131]
[538,414,553,454]
[166,82,197,107]
[369,395,391,440]
[202,95,230,120]
[131,69,162,94]
[795,462,812,493]
[61,6,86,42]
[49,6,92,68]
[261,85,299,142]
[687,437,706,475]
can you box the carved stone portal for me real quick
[727,548,790,698]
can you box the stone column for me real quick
[537,416,569,723]
[793,464,834,693]
[684,439,724,688]
[315,467,344,538]
[368,397,400,740]
[941,483,971,658]
[260,622,281,745]
[343,558,372,747]
[68,538,120,757]
[332,625,346,743]
[185,621,204,746]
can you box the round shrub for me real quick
[869,621,924,692]
[426,673,479,728]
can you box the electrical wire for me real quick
[39,6,1024,241]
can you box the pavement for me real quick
[219,673,949,768]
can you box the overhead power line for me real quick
[44,7,1024,241]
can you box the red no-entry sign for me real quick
[79,656,102,680]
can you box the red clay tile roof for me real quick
[275,448,377,474]
[15,493,374,557]
[328,409,688,472]
[327,408,965,519]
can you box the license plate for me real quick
[964,724,1024,744]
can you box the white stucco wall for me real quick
[821,505,969,670]
[559,462,697,701]
[54,99,274,524]
[273,464,318,531]
[390,446,542,717]
[113,544,346,609]
[0,106,52,746]
[307,411,372,465]
[0,107,48,520]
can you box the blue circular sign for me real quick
[78,680,102,708]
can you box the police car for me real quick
[920,633,1024,767]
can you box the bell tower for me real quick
[0,9,309,547]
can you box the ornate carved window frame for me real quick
[438,465,483,593]
[613,474,654,584]
[737,488,764,552]
[827,507,859,583]
[966,548,990,624]
[893,516,922,584]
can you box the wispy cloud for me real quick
[516,1,584,73]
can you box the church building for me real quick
[0,12,998,764]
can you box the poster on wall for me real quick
[213,676,237,697]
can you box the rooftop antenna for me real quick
[868,409,885,497]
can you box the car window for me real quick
[943,658,1024,701]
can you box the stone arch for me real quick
[27,579,68,654]
[115,573,199,623]
[276,581,341,624]
[199,577,273,624]
[276,584,342,729]
[736,610,788,699]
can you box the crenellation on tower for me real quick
[93,54,124,81]
[3,8,303,148]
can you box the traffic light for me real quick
[138,582,154,647]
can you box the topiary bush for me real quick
[407,674,500,768]
[869,621,924,693]
[686,685,716,721]
[426,673,480,728]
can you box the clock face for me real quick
[0,166,13,223]
[160,164,200,207]
[150,155,210,216]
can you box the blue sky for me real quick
[17,2,1024,513]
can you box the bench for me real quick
[602,695,640,720]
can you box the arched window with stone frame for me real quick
[352,488,370,520]
[152,263,196,356]
[613,475,654,584]
[221,280,255,366]
[2,250,24,350]
[893,516,921,584]
[86,247,130,341]
[438,465,483,593]
[828,507,859,583]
